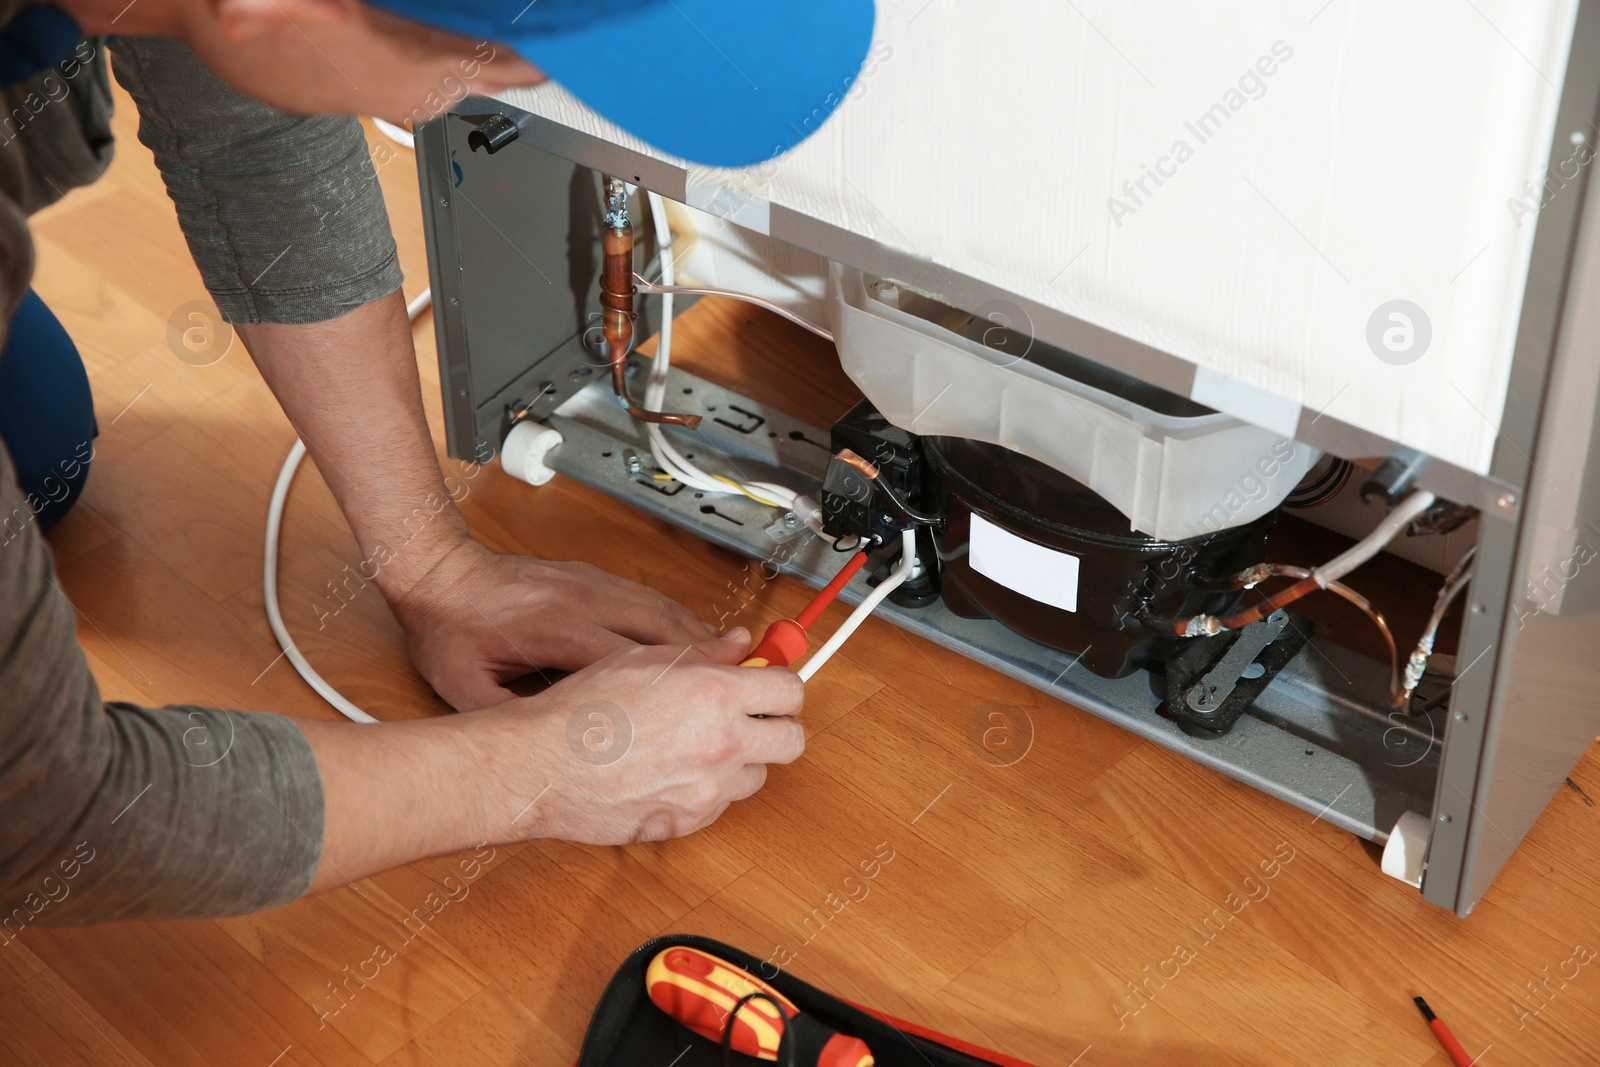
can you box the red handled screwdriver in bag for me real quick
[646,945,873,1066]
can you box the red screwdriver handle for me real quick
[646,946,873,1066]
[740,619,808,668]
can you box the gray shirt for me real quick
[1,27,404,926]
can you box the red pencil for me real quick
[1413,996,1474,1067]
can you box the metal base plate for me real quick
[544,368,1439,842]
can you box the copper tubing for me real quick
[1182,564,1402,701]
[1178,574,1320,635]
[1321,580,1401,702]
[834,448,939,526]
[1214,563,1310,591]
[837,449,880,480]
[600,224,636,365]
[600,180,701,430]
[1397,546,1477,707]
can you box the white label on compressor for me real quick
[968,513,1079,613]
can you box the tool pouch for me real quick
[576,933,1040,1066]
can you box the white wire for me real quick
[371,117,415,150]
[263,287,431,724]
[1186,486,1440,639]
[639,191,829,533]
[1312,490,1436,587]
[265,439,380,723]
[797,529,918,682]
[633,275,834,342]
[641,193,732,494]
[404,288,433,321]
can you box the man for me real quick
[0,0,874,925]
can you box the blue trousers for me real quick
[0,290,95,532]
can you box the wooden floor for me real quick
[6,84,1600,1067]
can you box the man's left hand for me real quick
[392,539,717,710]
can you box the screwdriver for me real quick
[739,552,868,668]
[646,945,874,1065]
[1412,997,1474,1067]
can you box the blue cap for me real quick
[368,0,877,168]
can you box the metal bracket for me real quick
[1186,610,1292,715]
[1168,611,1312,737]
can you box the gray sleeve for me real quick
[108,36,404,325]
[0,449,325,926]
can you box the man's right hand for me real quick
[482,627,807,846]
[299,627,805,893]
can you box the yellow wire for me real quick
[711,475,781,508]
[652,471,782,509]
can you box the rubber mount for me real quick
[1163,613,1312,738]
[501,421,563,487]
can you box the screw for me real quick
[449,296,459,306]
[1454,711,1468,721]
[439,197,449,207]
[1438,813,1451,823]
[623,450,643,475]
[782,512,799,529]
[1495,492,1517,511]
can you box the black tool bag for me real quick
[576,933,1037,1067]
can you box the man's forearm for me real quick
[236,290,470,606]
[232,287,720,712]
[294,713,514,892]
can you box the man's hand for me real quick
[298,628,806,891]
[392,538,718,711]
[235,293,716,713]
[484,628,806,845]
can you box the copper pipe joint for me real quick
[837,449,881,481]
[599,207,700,429]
